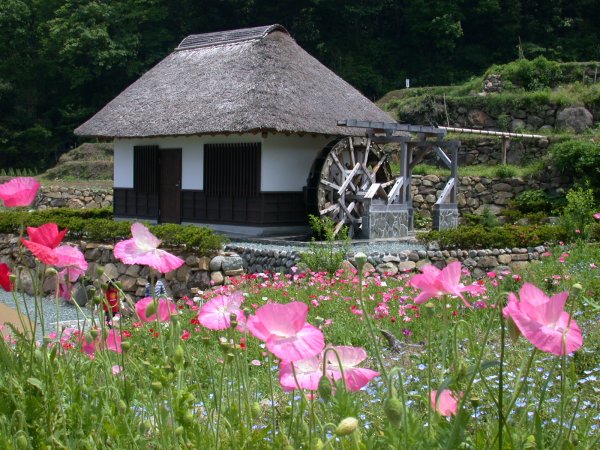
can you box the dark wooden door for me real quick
[159,148,182,223]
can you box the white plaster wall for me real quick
[260,134,331,191]
[114,133,332,191]
[113,142,134,188]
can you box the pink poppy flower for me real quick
[0,177,40,207]
[247,301,324,362]
[80,334,97,357]
[410,261,483,307]
[80,330,123,356]
[0,263,12,291]
[20,223,67,265]
[279,355,325,391]
[112,365,124,375]
[135,296,178,322]
[105,330,123,353]
[198,291,246,330]
[594,212,600,220]
[431,389,461,416]
[325,346,380,391]
[55,245,88,282]
[502,283,583,355]
[114,223,184,273]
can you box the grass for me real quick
[1,240,598,448]
[390,161,546,179]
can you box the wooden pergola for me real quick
[330,120,545,236]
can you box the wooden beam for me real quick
[338,199,357,222]
[371,154,388,177]
[434,146,452,168]
[319,203,340,216]
[364,183,381,199]
[435,178,455,205]
[333,220,346,236]
[387,177,404,204]
[348,138,356,166]
[363,137,372,165]
[337,163,361,195]
[320,179,341,191]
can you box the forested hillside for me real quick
[1,0,599,171]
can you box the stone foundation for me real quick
[361,203,410,238]
[432,203,459,229]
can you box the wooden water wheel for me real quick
[309,137,398,237]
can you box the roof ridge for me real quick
[176,24,288,51]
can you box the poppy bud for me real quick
[118,400,127,414]
[173,345,184,366]
[151,381,163,393]
[15,433,28,450]
[354,252,367,269]
[121,341,131,352]
[251,402,261,419]
[335,417,359,436]
[182,411,194,426]
[84,331,94,344]
[384,397,403,426]
[96,266,105,277]
[423,302,435,317]
[90,328,99,340]
[317,375,332,401]
[175,426,184,436]
[145,300,158,317]
[506,316,521,343]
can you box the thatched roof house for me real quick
[75,24,390,138]
[75,25,393,236]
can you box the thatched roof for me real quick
[75,25,393,138]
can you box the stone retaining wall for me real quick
[36,186,113,209]
[422,137,551,166]
[224,243,547,280]
[0,234,546,303]
[0,234,242,300]
[36,171,571,221]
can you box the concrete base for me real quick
[361,204,411,239]
[432,203,459,230]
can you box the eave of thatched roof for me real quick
[75,25,393,138]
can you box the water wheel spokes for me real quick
[317,137,394,237]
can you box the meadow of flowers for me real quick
[0,177,599,449]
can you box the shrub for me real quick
[0,208,224,255]
[513,189,552,214]
[419,224,567,249]
[493,165,517,179]
[549,139,600,193]
[301,215,349,274]
[560,186,597,239]
[486,57,563,91]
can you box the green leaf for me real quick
[26,377,44,393]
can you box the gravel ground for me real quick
[226,235,427,255]
[0,291,96,340]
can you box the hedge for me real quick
[0,208,225,255]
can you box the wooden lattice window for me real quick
[133,145,159,193]
[204,143,260,196]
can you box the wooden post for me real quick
[501,137,510,165]
[451,141,458,203]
